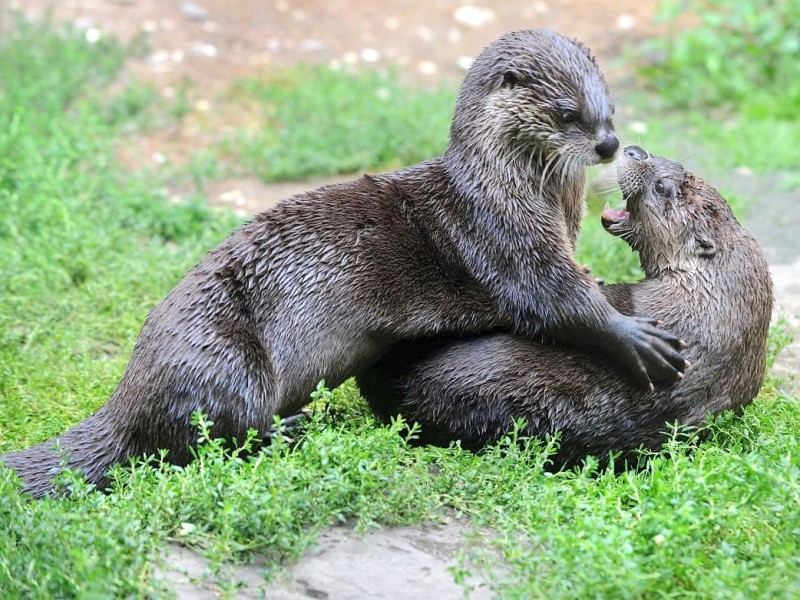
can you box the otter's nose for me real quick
[624,145,649,161]
[595,134,620,161]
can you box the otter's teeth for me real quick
[601,202,629,223]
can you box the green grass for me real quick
[639,0,800,116]
[219,65,455,181]
[624,0,800,176]
[0,16,238,449]
[2,10,800,599]
[4,379,799,597]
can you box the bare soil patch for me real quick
[15,0,659,175]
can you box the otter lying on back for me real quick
[358,147,773,465]
[2,30,684,497]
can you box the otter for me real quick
[1,30,684,497]
[358,147,773,466]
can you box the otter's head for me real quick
[450,29,618,176]
[602,146,737,276]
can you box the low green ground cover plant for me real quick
[630,0,800,175]
[641,0,800,116]
[1,9,799,599]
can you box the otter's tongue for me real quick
[601,202,629,226]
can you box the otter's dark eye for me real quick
[559,111,578,125]
[654,180,668,196]
[502,71,519,88]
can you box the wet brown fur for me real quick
[358,151,773,466]
[2,30,676,496]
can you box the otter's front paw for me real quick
[581,264,604,286]
[605,315,688,391]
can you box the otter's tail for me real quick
[0,410,128,498]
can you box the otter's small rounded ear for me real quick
[697,237,716,259]
[502,71,519,88]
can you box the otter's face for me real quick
[457,29,618,174]
[603,146,731,275]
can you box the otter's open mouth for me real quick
[601,201,629,236]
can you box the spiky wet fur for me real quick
[2,29,620,497]
[358,152,773,467]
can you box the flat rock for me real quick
[158,521,495,599]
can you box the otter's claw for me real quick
[266,409,311,440]
[604,314,688,390]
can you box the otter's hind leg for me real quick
[358,341,516,450]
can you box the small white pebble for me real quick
[617,14,635,31]
[148,50,170,65]
[218,190,241,203]
[735,166,754,177]
[195,99,211,112]
[342,51,359,65]
[532,1,549,14]
[417,61,438,76]
[191,42,218,58]
[300,39,325,52]
[415,26,435,43]
[152,152,167,165]
[629,120,648,134]
[181,1,209,22]
[447,28,462,43]
[85,27,101,44]
[457,56,474,71]
[361,48,380,63]
[454,6,495,28]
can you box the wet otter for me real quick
[358,147,773,466]
[2,30,684,497]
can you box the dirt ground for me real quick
[14,0,658,91]
[10,1,799,597]
[13,0,662,179]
